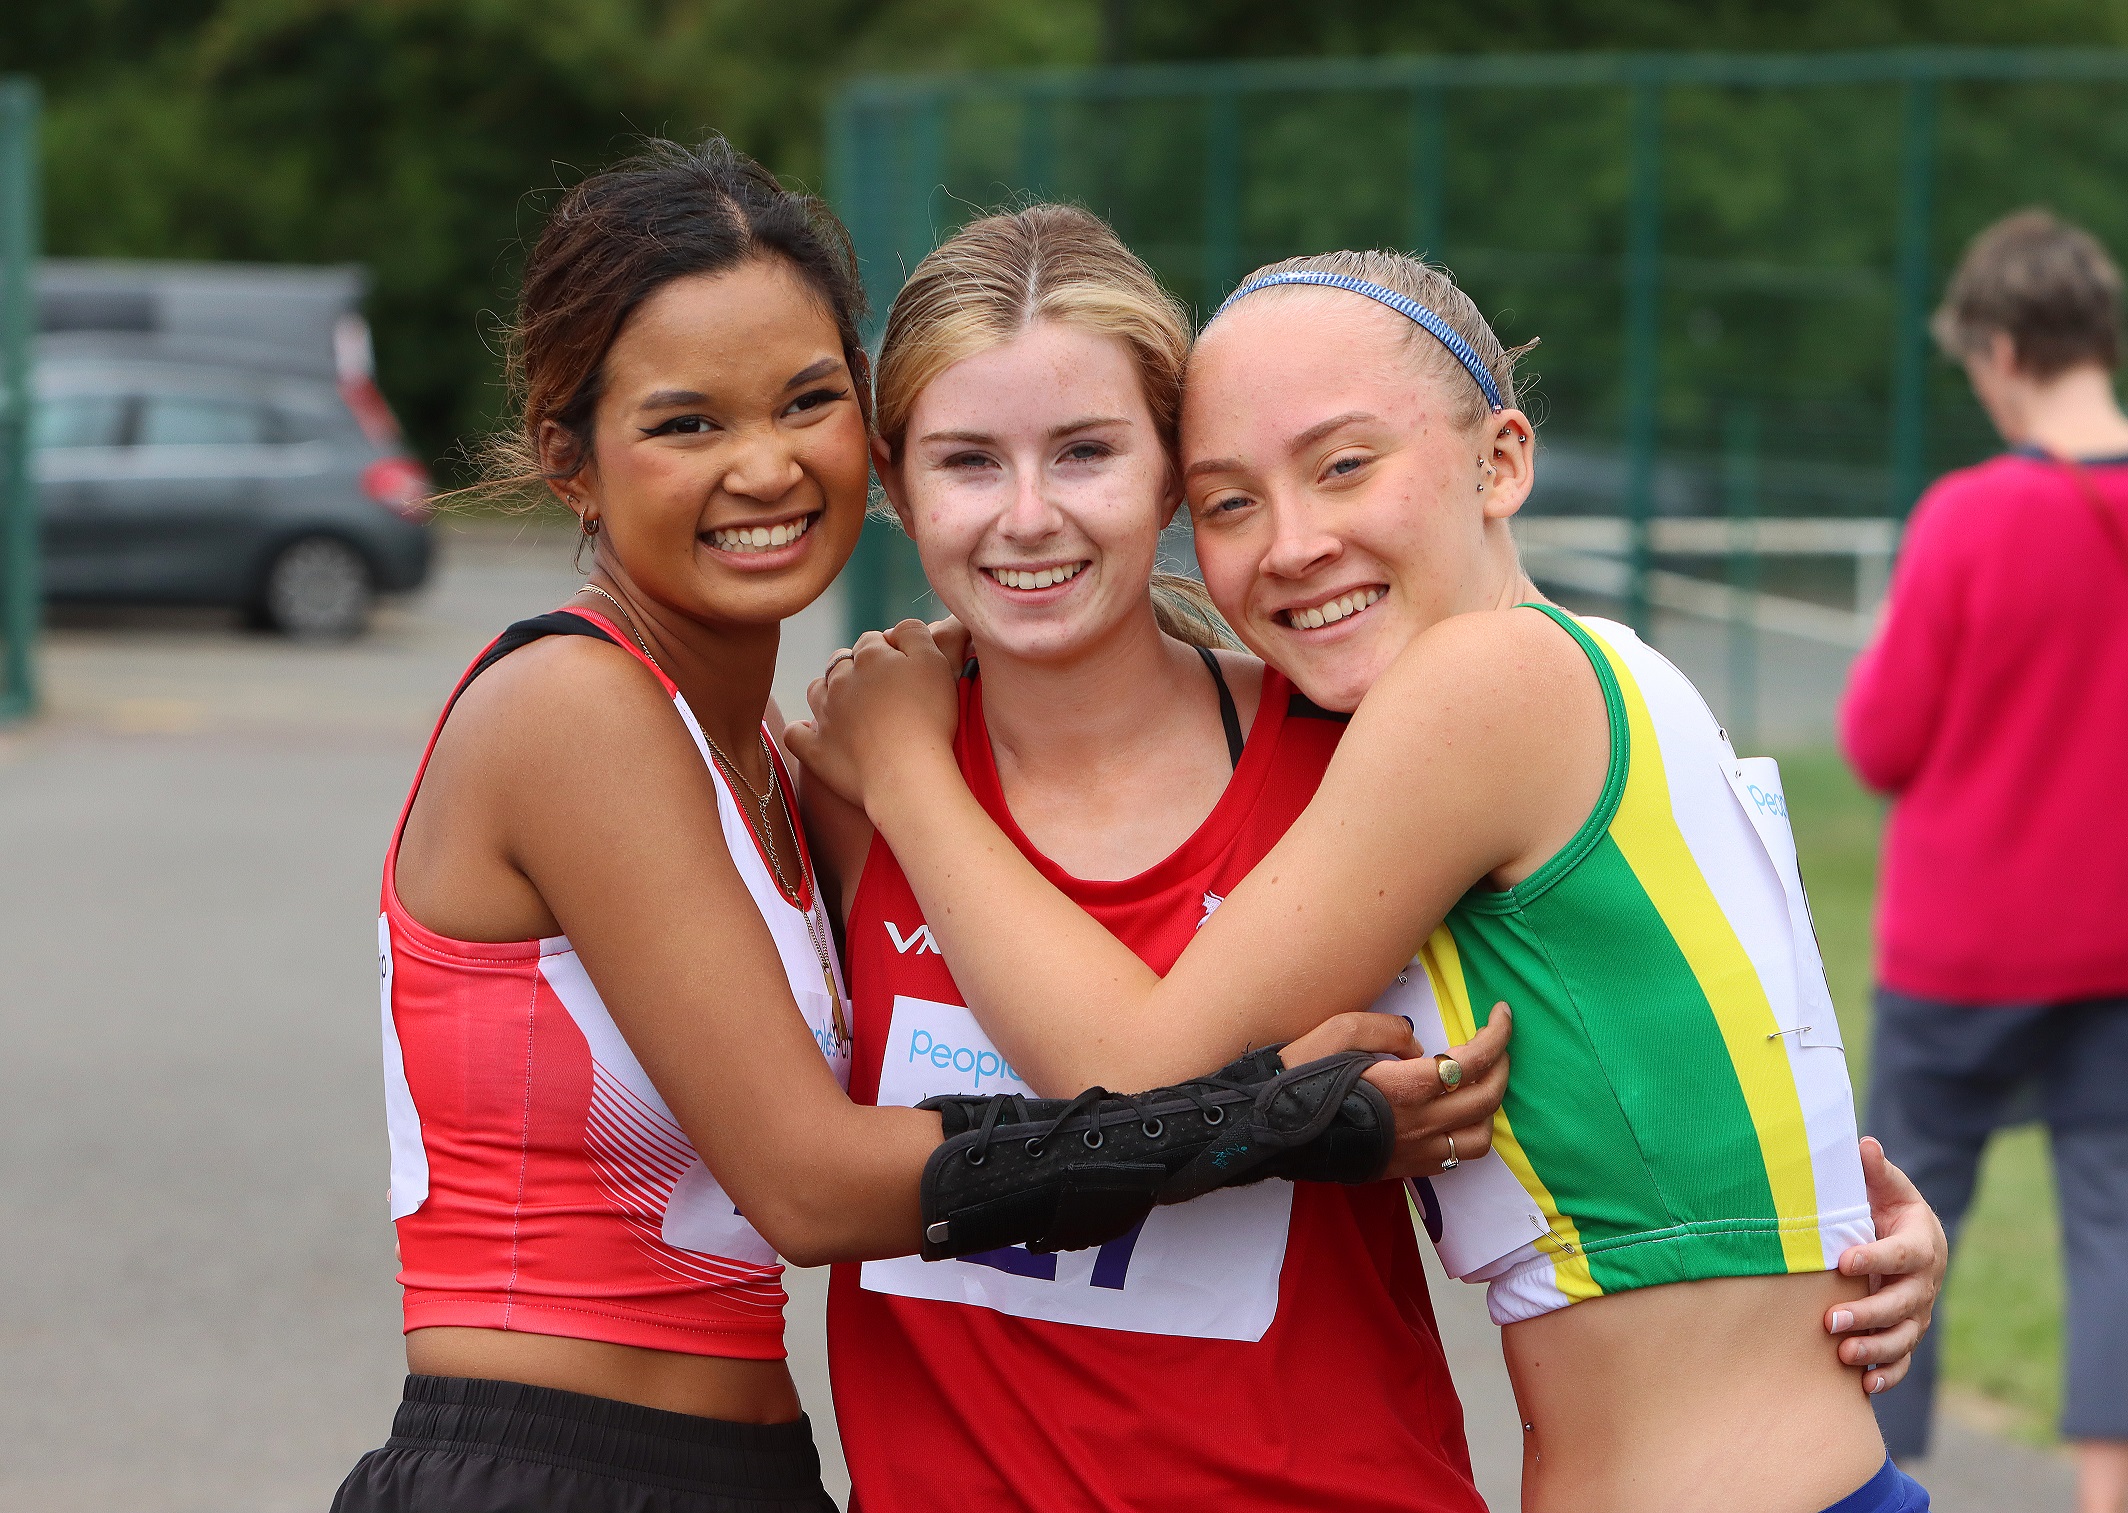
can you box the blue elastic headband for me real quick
[1212,270,1505,413]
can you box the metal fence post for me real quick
[1202,89,1241,301]
[1621,80,1664,634]
[1409,83,1445,259]
[828,96,888,344]
[1020,94,1056,200]
[1724,402,1761,749]
[0,78,38,724]
[1888,76,1939,517]
[902,94,946,281]
[841,92,948,639]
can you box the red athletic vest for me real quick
[380,610,850,1358]
[828,667,1483,1513]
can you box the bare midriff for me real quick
[406,1327,803,1424]
[1505,1271,1883,1513]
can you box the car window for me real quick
[33,393,128,449]
[267,405,338,444]
[138,395,269,446]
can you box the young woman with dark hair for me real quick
[332,142,1476,1513]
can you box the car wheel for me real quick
[259,535,373,639]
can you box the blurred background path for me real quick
[0,520,2074,1511]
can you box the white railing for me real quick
[1516,516,1899,648]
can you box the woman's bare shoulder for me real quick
[425,631,711,804]
[1365,603,1596,722]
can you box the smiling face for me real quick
[882,320,1176,665]
[1182,291,1531,711]
[565,259,871,627]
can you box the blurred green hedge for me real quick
[7,0,2123,475]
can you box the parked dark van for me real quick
[34,261,432,637]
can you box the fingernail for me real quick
[1829,1310,1853,1334]
[1868,1375,1885,1395]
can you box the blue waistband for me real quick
[1818,1457,1931,1513]
[1212,269,1506,412]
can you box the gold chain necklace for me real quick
[572,585,846,1047]
[574,585,792,894]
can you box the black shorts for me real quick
[332,1375,839,1513]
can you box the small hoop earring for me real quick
[574,512,599,572]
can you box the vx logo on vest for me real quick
[885,920,942,955]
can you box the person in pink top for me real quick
[1842,209,2128,1512]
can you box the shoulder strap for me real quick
[383,609,634,911]
[1194,645,1245,770]
[435,610,624,728]
[2055,457,2128,577]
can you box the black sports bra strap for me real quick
[441,611,622,724]
[1195,645,1245,770]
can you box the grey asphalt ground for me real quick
[0,519,2074,1510]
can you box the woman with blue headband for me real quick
[794,245,1949,1513]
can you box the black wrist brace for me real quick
[915,1046,1393,1262]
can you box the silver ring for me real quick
[1440,1133,1459,1172]
[826,650,856,676]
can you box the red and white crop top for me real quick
[376,609,850,1358]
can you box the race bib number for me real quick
[860,995,1292,1341]
[1370,966,1553,1280]
[1722,757,1843,1050]
[379,914,428,1220]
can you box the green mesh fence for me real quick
[827,48,2128,649]
[0,78,36,722]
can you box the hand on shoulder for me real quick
[785,618,962,815]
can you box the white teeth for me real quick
[1286,586,1383,629]
[989,562,1084,591]
[712,515,814,553]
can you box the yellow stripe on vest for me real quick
[1589,634,1823,1271]
[1425,927,1601,1302]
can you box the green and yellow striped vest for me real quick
[1393,605,1871,1325]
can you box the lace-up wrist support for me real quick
[915,1047,1394,1262]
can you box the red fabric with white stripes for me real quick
[379,610,796,1358]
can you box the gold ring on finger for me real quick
[1435,1055,1464,1091]
[1440,1133,1460,1172]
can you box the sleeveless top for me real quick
[378,609,851,1358]
[1384,605,1873,1326]
[827,663,1484,1513]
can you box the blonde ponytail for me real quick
[1150,572,1237,650]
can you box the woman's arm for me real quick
[1839,488,1966,794]
[789,610,1599,1092]
[478,639,936,1267]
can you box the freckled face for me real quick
[1182,293,1493,712]
[582,260,871,626]
[890,321,1176,665]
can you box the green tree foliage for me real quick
[9,0,1098,467]
[6,0,2127,468]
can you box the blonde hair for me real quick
[1224,249,1531,430]
[873,204,1234,649]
